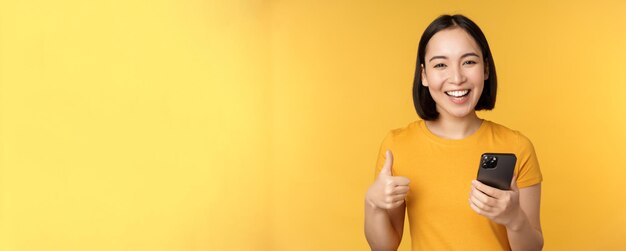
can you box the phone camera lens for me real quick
[482,156,498,169]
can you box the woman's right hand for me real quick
[366,150,411,210]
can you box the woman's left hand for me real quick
[468,177,523,228]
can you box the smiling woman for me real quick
[414,15,497,124]
[365,15,544,251]
[421,27,489,122]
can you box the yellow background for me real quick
[1,0,625,250]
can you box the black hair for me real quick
[413,14,497,120]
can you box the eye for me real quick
[463,60,477,65]
[433,63,446,68]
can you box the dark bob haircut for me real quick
[413,14,497,120]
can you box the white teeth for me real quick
[445,90,469,97]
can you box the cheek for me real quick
[424,73,446,90]
[467,68,486,82]
[467,70,486,91]
[472,82,485,99]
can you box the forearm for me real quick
[364,201,400,251]
[506,211,544,251]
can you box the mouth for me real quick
[445,89,471,104]
[445,89,470,98]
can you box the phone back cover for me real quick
[476,153,516,190]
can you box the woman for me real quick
[364,14,544,251]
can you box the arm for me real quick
[469,180,543,251]
[506,183,543,251]
[364,201,405,251]
[365,150,410,251]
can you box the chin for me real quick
[439,104,477,119]
[448,110,473,118]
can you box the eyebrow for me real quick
[428,52,481,62]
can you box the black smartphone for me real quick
[476,153,516,190]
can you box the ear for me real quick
[483,60,489,81]
[421,64,429,87]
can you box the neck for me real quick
[425,112,483,140]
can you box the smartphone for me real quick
[476,153,516,190]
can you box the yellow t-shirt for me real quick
[374,120,543,251]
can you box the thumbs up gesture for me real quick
[366,150,411,210]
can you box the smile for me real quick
[445,89,470,97]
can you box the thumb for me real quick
[510,175,519,191]
[379,149,394,177]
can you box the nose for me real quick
[448,65,466,85]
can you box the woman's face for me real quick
[421,27,488,120]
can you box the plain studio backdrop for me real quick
[1,0,625,250]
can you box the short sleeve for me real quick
[515,133,543,188]
[373,131,394,180]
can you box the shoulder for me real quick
[384,120,422,143]
[486,121,544,186]
[378,120,421,150]
[485,120,533,145]
[485,120,536,155]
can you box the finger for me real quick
[379,150,394,177]
[470,187,496,207]
[472,180,504,198]
[384,199,405,209]
[389,194,407,203]
[392,176,410,186]
[391,185,410,195]
[510,175,519,191]
[469,199,489,216]
[469,192,493,212]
